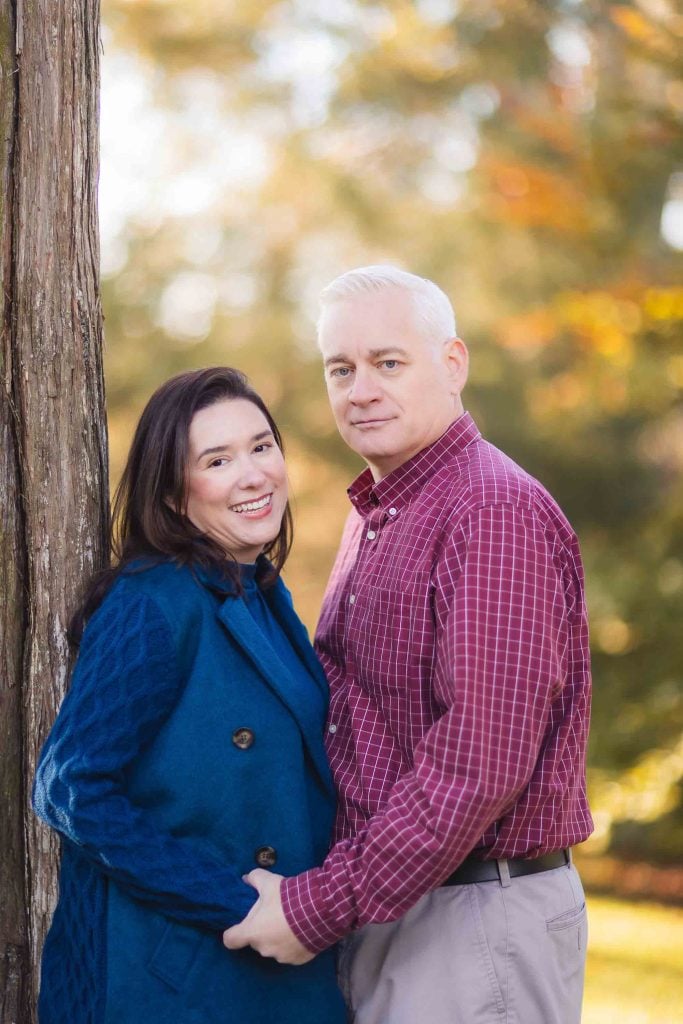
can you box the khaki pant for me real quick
[338,861,587,1024]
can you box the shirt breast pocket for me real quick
[346,581,436,702]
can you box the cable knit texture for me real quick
[33,562,345,1024]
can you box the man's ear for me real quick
[443,337,469,395]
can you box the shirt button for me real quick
[254,845,277,868]
[328,723,338,734]
[349,594,355,604]
[232,727,255,750]
[367,530,376,540]
[389,507,397,516]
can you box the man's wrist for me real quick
[280,869,350,953]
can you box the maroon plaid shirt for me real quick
[281,413,593,952]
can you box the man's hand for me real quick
[223,869,315,965]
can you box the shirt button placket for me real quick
[365,507,384,543]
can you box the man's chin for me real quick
[346,429,396,456]
[352,443,394,463]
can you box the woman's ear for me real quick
[163,495,183,515]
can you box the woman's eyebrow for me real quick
[197,431,273,462]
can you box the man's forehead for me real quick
[319,291,422,349]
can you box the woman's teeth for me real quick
[230,494,271,514]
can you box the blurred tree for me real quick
[0,2,107,1020]
[99,0,682,863]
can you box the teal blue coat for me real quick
[33,559,346,1024]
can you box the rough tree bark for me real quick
[0,2,108,1021]
[0,7,28,1021]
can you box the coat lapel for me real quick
[215,589,333,793]
[264,581,330,698]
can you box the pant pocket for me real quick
[546,902,586,934]
[545,867,588,953]
[545,898,588,1010]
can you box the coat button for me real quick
[232,728,255,750]
[255,845,277,868]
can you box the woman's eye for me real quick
[253,443,273,454]
[209,457,229,468]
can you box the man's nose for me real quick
[348,369,381,405]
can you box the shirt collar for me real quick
[347,412,481,518]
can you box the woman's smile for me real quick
[186,399,288,562]
[229,492,273,516]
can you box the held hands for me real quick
[223,869,315,965]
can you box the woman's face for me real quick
[185,398,288,563]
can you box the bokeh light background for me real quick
[99,2,683,1018]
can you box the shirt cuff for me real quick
[281,868,350,953]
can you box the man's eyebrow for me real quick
[324,347,410,367]
[368,347,410,359]
[196,430,273,462]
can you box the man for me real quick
[225,266,593,1023]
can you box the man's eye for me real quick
[381,360,399,370]
[330,367,352,378]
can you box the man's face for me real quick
[319,288,468,480]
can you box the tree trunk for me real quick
[0,1,107,1021]
[0,6,30,1020]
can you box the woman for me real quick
[33,367,346,1024]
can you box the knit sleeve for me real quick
[32,585,257,931]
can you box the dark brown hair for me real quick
[70,367,293,642]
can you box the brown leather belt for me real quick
[442,849,570,886]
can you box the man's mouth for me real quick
[351,418,392,428]
[229,493,272,514]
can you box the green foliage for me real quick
[100,0,683,864]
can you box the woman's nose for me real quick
[236,458,268,489]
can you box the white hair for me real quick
[317,264,457,348]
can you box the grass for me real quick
[583,895,683,1023]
